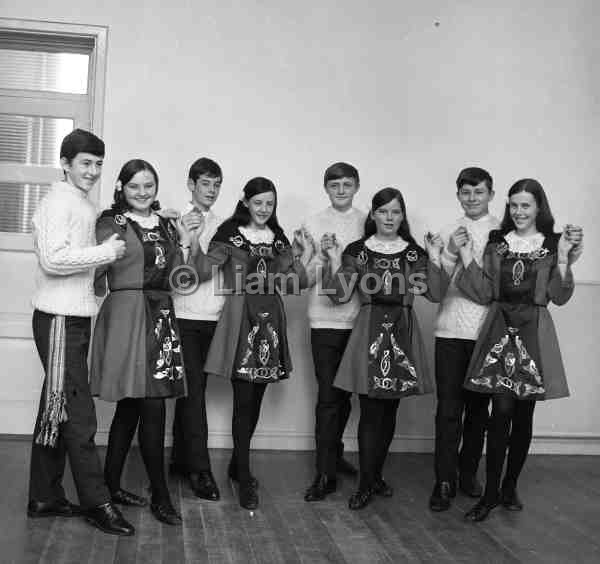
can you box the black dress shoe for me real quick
[304,474,337,502]
[190,471,220,501]
[429,481,453,512]
[84,502,135,536]
[372,477,393,497]
[501,487,523,511]
[239,483,259,510]
[150,502,182,525]
[27,498,81,518]
[464,498,499,522]
[111,489,148,507]
[228,460,259,489]
[459,474,483,498]
[337,457,358,476]
[348,489,373,510]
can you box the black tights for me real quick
[231,380,268,486]
[104,397,171,505]
[484,395,535,503]
[357,395,400,491]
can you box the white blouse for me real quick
[364,235,409,255]
[239,225,275,244]
[124,211,160,229]
[505,231,545,253]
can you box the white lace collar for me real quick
[505,230,544,253]
[124,211,160,229]
[364,235,409,254]
[239,225,275,244]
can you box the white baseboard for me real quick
[4,429,600,455]
[91,429,600,455]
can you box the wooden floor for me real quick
[2,440,600,564]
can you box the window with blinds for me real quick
[0,20,106,244]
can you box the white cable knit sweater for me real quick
[435,214,500,340]
[302,206,366,329]
[31,181,117,317]
[173,205,225,321]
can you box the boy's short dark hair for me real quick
[456,167,493,191]
[188,158,222,182]
[324,162,359,186]
[60,128,105,162]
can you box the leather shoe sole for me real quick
[83,504,135,536]
[84,515,135,536]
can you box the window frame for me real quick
[0,18,107,252]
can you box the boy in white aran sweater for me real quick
[429,167,499,512]
[297,162,366,502]
[28,129,134,536]
[170,157,225,500]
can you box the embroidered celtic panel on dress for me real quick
[236,303,285,382]
[151,304,185,382]
[368,312,419,398]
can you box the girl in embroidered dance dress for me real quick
[192,177,313,510]
[456,179,583,521]
[91,159,191,525]
[322,188,449,509]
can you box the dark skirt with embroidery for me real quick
[464,303,545,400]
[333,304,433,399]
[91,289,186,401]
[232,293,292,383]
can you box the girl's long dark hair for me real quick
[225,177,286,240]
[364,187,416,244]
[499,178,555,236]
[112,159,161,214]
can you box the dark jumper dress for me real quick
[91,212,186,401]
[193,223,308,384]
[457,231,574,401]
[324,238,449,399]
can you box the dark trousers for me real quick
[231,379,267,485]
[105,397,171,505]
[434,338,490,483]
[311,329,353,477]
[172,319,217,474]
[357,395,400,490]
[484,395,535,502]
[29,310,109,509]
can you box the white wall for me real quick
[1,0,599,453]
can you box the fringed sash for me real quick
[35,315,68,447]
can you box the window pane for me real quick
[0,49,89,94]
[0,114,73,166]
[0,182,51,233]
